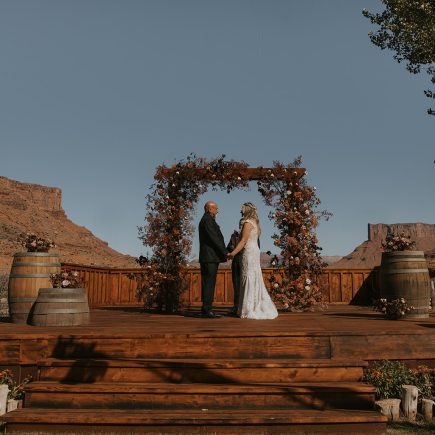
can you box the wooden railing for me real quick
[62,263,380,308]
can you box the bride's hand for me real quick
[227,252,234,259]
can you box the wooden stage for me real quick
[1,305,434,433]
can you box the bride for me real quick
[228,203,278,320]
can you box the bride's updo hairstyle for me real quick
[241,202,261,236]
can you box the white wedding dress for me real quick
[238,219,278,320]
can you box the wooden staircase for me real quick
[3,328,387,433]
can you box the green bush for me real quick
[364,361,435,400]
[412,366,435,401]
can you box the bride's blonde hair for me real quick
[241,202,261,236]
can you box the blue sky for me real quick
[1,0,434,259]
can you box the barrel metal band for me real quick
[383,269,429,274]
[34,308,88,314]
[10,297,36,302]
[14,253,59,257]
[9,274,50,278]
[383,258,426,263]
[11,263,61,267]
[37,298,86,303]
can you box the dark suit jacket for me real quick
[199,213,228,263]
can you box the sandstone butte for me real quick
[331,223,435,271]
[0,176,433,274]
[0,176,137,273]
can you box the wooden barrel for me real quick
[8,252,61,324]
[380,251,431,318]
[28,288,90,326]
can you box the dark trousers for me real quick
[200,262,219,313]
[231,256,241,310]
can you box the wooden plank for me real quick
[329,273,342,303]
[61,264,381,308]
[341,273,353,303]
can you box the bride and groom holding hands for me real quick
[198,201,278,320]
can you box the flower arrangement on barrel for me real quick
[50,271,84,289]
[19,233,55,252]
[136,154,331,313]
[381,231,416,252]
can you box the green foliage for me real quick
[364,360,414,399]
[411,365,435,401]
[363,1,435,114]
[364,360,435,400]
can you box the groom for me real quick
[198,201,228,318]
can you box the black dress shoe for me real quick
[201,311,222,318]
[228,307,238,316]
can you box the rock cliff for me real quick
[0,176,137,273]
[332,223,435,270]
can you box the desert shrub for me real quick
[364,360,435,401]
[363,360,415,399]
[411,365,435,401]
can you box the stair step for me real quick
[48,334,332,359]
[3,408,388,434]
[25,381,376,410]
[39,358,366,383]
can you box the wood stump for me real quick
[421,398,434,422]
[401,385,418,421]
[375,398,401,421]
[0,385,9,415]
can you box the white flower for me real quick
[271,261,276,266]
[305,285,310,290]
[62,280,70,287]
[273,283,279,288]
[400,298,405,303]
[176,171,180,175]
[304,171,308,176]
[400,311,405,315]
[305,278,311,285]
[237,176,241,181]
[287,190,292,195]
[305,210,310,215]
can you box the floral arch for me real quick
[137,154,330,313]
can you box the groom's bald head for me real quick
[205,201,218,217]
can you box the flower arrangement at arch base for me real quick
[136,154,331,313]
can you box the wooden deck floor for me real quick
[1,304,434,336]
[2,305,432,433]
[0,305,434,364]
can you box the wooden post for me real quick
[375,398,401,421]
[0,384,9,415]
[421,398,434,422]
[401,385,418,421]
